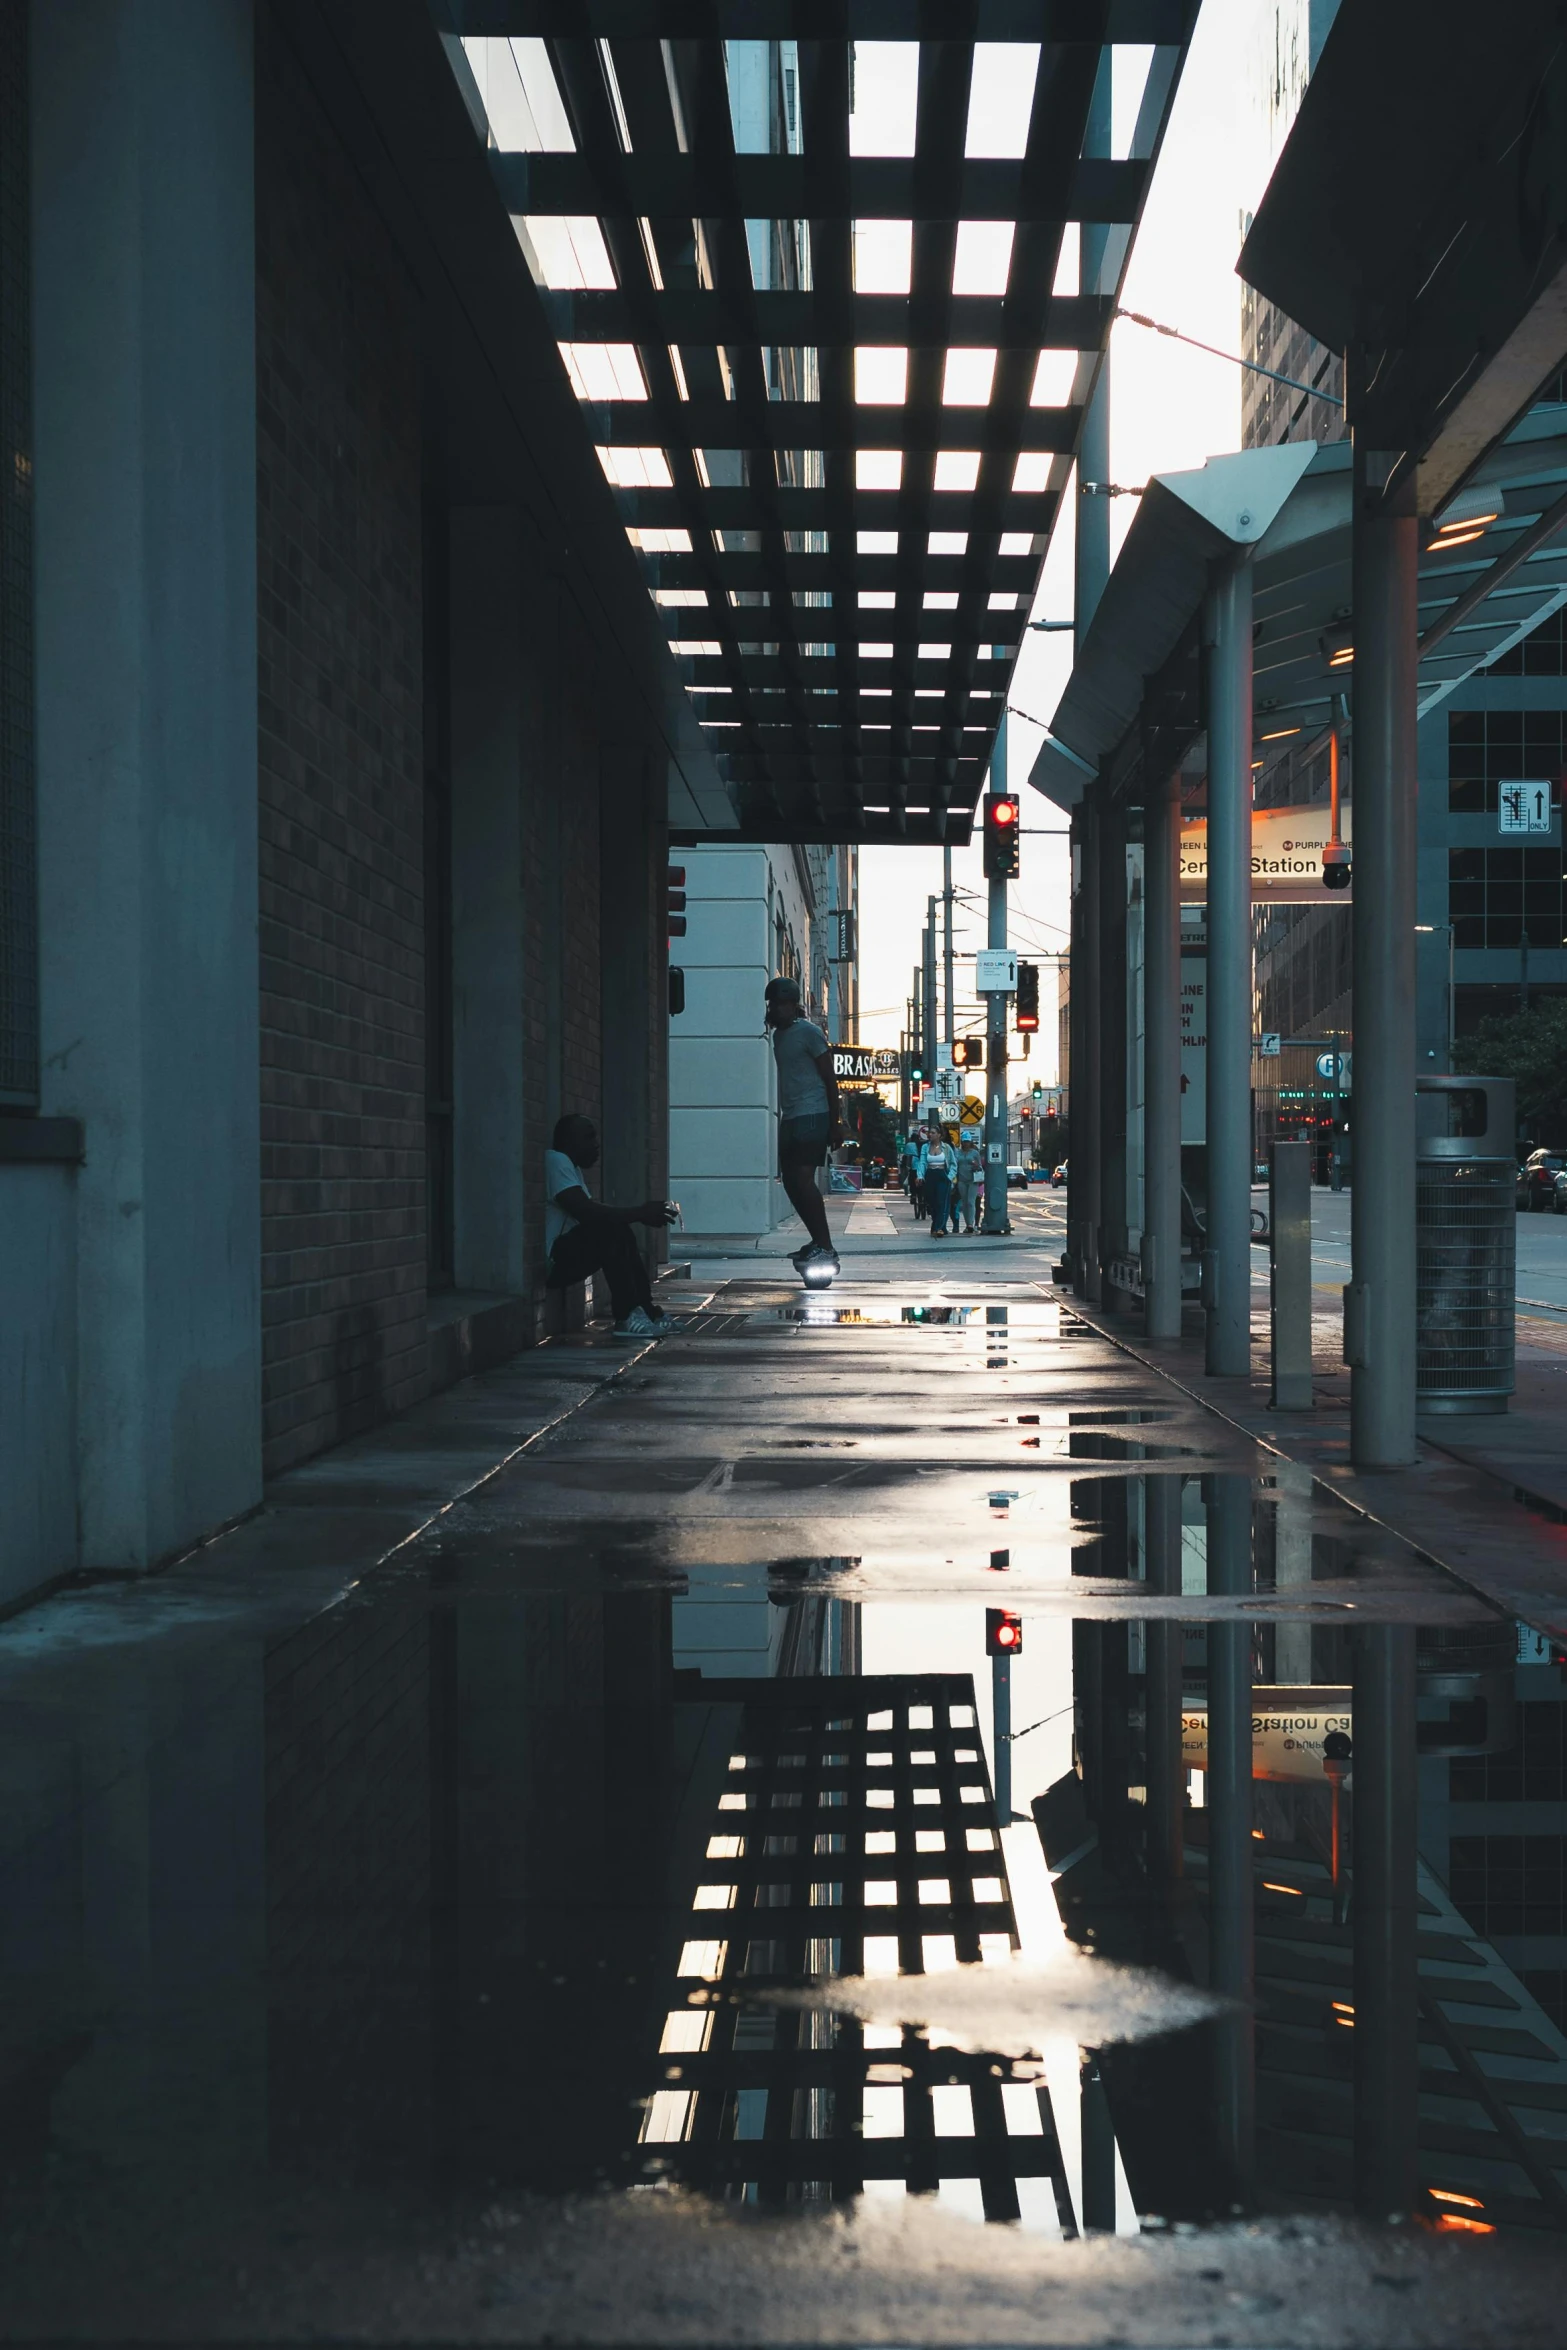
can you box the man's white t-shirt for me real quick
[544,1150,589,1252]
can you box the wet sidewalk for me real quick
[1,1225,1565,2344]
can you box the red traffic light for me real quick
[982,794,1021,880]
[985,1607,1023,1656]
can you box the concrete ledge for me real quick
[426,1280,603,1394]
[0,1117,84,1164]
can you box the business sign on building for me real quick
[832,1046,902,1086]
[1180,806,1354,903]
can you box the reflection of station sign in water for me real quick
[1182,1688,1352,1783]
[832,1046,902,1087]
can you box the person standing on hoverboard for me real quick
[765,976,844,1281]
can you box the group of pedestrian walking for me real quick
[899,1121,985,1239]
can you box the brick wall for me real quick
[516,561,605,1268]
[255,8,427,1476]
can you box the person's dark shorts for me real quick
[779,1114,831,1173]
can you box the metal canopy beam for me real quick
[448,0,1189,38]
[494,150,1146,220]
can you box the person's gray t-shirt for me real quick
[773,1018,830,1119]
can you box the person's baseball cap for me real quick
[765,975,802,1004]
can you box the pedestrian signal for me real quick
[953,1038,984,1070]
[985,1608,1023,1656]
[982,793,1021,880]
[1015,960,1039,1030]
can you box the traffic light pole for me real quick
[942,847,956,1062]
[982,723,1012,1235]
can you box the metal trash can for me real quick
[1415,1074,1516,1415]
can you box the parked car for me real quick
[1051,1160,1068,1188]
[1517,1149,1566,1211]
[1006,1163,1029,1190]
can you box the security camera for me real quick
[1322,840,1351,891]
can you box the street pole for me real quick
[923,901,938,1092]
[983,718,1012,1236]
[943,846,956,1063]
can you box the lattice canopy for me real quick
[446,5,1193,839]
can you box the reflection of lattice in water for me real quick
[639,1673,1078,2230]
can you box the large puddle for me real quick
[1,1281,1563,2338]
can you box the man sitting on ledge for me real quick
[544,1114,677,1340]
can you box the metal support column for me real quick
[1348,449,1420,1467]
[1144,1472,1185,1884]
[1206,1474,1255,2200]
[1143,768,1182,1339]
[1352,1624,1419,2218]
[922,905,938,1094]
[1099,791,1129,1297]
[1203,559,1254,1378]
[1073,798,1103,1296]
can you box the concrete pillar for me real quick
[1143,769,1182,1340]
[1202,559,1254,1379]
[1206,1474,1255,2198]
[31,0,261,1567]
[1352,1625,1419,2218]
[1348,455,1420,1467]
[449,509,527,1296]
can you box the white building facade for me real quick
[669,840,856,1235]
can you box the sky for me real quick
[856,0,1291,1079]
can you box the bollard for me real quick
[1269,1140,1313,1411]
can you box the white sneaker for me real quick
[615,1305,667,1338]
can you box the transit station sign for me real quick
[1180,806,1354,902]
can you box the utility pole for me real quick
[982,717,1013,1237]
[923,900,938,1096]
[942,845,956,1062]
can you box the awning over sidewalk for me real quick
[440,7,1196,841]
[1030,411,1567,811]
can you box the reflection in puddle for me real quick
[0,1279,1563,2337]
